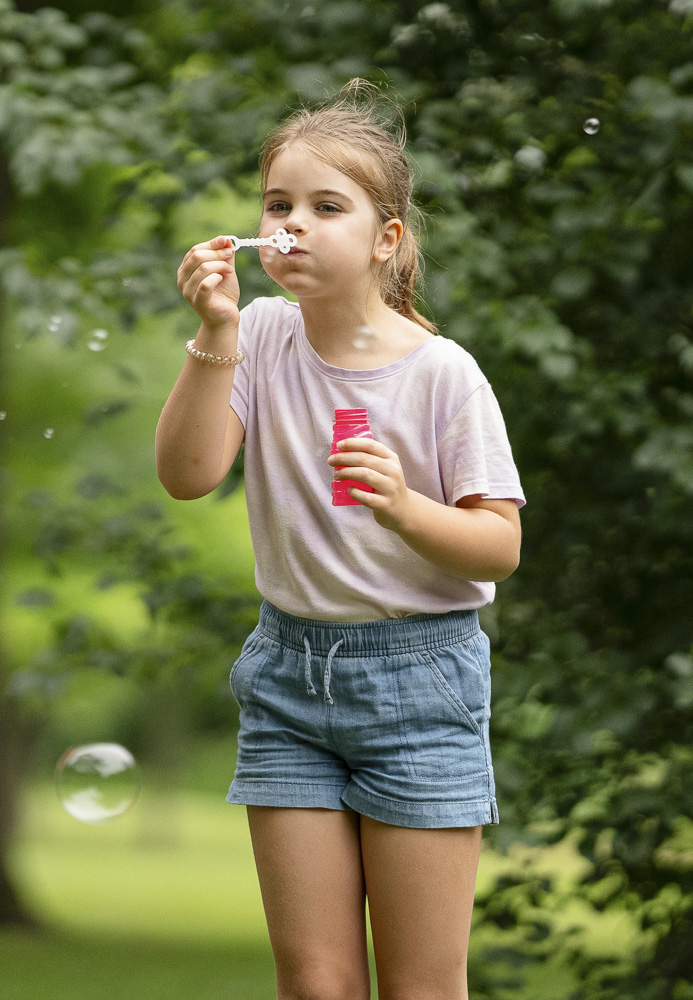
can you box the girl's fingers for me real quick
[190,235,231,254]
[177,237,240,323]
[179,249,234,286]
[329,453,388,472]
[177,239,234,287]
[180,258,234,300]
[336,438,393,457]
[209,235,231,250]
[199,272,224,292]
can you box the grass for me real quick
[1,777,279,1000]
[12,784,267,946]
[1,739,381,999]
[0,735,647,1000]
[0,932,276,1000]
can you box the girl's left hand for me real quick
[327,438,412,532]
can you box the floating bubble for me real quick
[352,326,375,351]
[583,117,601,135]
[43,428,54,439]
[87,328,109,351]
[48,315,63,333]
[56,743,140,823]
[0,412,6,420]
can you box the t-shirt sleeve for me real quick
[439,381,526,508]
[229,299,258,427]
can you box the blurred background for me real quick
[1,0,692,997]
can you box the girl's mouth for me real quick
[287,247,308,255]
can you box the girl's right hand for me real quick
[177,235,241,331]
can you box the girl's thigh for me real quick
[246,805,371,1000]
[360,815,482,1000]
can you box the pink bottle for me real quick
[331,408,375,506]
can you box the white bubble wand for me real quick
[225,227,297,254]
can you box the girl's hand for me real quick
[177,235,241,331]
[327,438,413,532]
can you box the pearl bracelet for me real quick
[185,339,245,366]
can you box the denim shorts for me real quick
[226,600,499,829]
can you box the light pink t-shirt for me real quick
[230,296,525,622]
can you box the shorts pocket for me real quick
[421,652,481,737]
[422,630,491,735]
[395,632,491,780]
[229,629,266,703]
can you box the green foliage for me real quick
[2,0,693,995]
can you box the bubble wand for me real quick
[225,227,297,254]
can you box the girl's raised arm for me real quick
[155,236,244,500]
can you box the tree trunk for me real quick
[0,145,42,930]
[0,692,41,929]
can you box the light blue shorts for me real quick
[226,600,499,829]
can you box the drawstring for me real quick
[303,636,317,696]
[323,638,343,705]
[303,634,344,705]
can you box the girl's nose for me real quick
[284,209,307,235]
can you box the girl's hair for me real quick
[259,79,437,334]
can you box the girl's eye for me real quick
[318,203,341,213]
[267,202,290,212]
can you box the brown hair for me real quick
[259,79,437,334]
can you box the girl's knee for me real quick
[277,969,371,1000]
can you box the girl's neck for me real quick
[299,294,427,369]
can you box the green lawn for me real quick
[0,931,276,1000]
[2,813,278,1000]
[0,736,646,1000]
[2,743,380,1000]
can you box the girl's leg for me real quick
[246,805,371,1000]
[360,815,482,1000]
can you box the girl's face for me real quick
[258,145,399,302]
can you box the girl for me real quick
[156,81,524,1000]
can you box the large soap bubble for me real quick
[56,743,140,823]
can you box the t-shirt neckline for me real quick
[294,306,436,379]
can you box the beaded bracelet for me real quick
[185,339,245,366]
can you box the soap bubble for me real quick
[583,117,601,135]
[87,329,109,351]
[48,315,63,333]
[259,245,280,260]
[43,428,54,439]
[0,412,6,420]
[352,326,375,351]
[56,743,140,823]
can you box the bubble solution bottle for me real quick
[331,408,375,506]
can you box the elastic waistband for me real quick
[258,600,480,657]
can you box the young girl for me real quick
[156,81,524,1000]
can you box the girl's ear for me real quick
[373,218,403,263]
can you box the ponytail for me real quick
[382,222,436,333]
